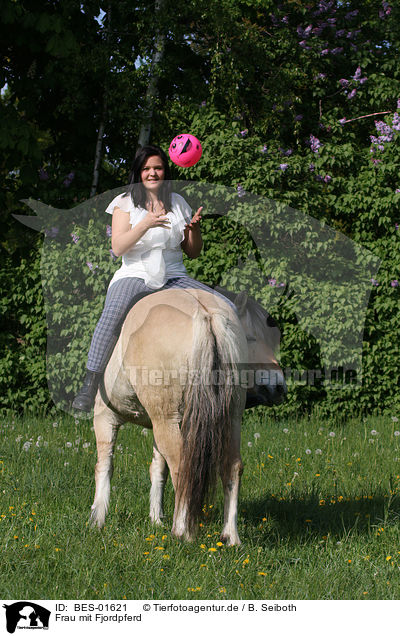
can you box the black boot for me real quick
[72,370,102,412]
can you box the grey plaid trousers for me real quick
[86,275,236,373]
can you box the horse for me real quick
[90,287,286,545]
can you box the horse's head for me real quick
[234,290,287,408]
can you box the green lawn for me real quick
[1,410,400,599]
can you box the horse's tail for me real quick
[177,302,244,536]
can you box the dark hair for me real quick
[124,145,172,211]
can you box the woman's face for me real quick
[140,155,165,195]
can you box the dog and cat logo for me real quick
[2,603,50,633]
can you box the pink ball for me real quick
[168,134,202,167]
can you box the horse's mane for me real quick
[214,286,280,352]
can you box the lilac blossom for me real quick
[397,98,400,109]
[339,79,349,87]
[321,48,330,55]
[345,10,359,20]
[261,145,268,154]
[324,175,332,183]
[309,163,315,171]
[109,249,117,261]
[331,47,343,55]
[279,163,288,171]
[370,278,379,286]
[237,184,246,198]
[309,134,323,152]
[339,118,347,125]
[106,224,112,237]
[63,171,75,188]
[336,29,346,37]
[392,113,400,130]
[268,278,277,286]
[347,89,357,99]
[295,114,304,121]
[239,129,248,138]
[391,280,399,287]
[71,232,79,244]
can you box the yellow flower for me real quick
[155,546,164,550]
[258,572,267,576]
[219,587,226,594]
[200,544,206,549]
[208,547,217,552]
[216,541,223,547]
[386,555,392,561]
[163,554,170,560]
[347,559,352,563]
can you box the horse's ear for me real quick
[234,290,248,316]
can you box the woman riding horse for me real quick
[72,144,234,412]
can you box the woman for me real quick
[72,144,232,412]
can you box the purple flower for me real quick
[239,129,248,137]
[106,224,112,237]
[345,10,359,19]
[396,189,400,193]
[268,278,277,286]
[261,145,268,154]
[309,163,315,172]
[347,89,357,99]
[201,100,206,107]
[339,118,347,125]
[63,171,75,188]
[397,98,400,109]
[353,66,362,80]
[237,184,246,198]
[370,278,379,286]
[321,48,330,55]
[295,114,304,121]
[324,175,332,183]
[395,223,399,230]
[71,232,79,244]
[336,29,346,37]
[339,79,349,87]
[282,15,289,24]
[392,113,400,131]
[279,163,288,170]
[391,280,399,287]
[109,249,117,261]
[299,40,311,49]
[86,261,94,271]
[309,134,323,152]
[331,47,343,55]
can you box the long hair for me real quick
[123,145,172,211]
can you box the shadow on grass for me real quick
[240,491,400,542]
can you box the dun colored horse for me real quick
[90,288,286,545]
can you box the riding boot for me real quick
[72,370,102,412]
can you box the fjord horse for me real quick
[90,288,286,545]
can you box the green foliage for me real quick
[1,0,400,416]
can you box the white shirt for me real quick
[106,191,192,289]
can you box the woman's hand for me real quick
[185,206,203,229]
[143,200,171,231]
[182,207,203,258]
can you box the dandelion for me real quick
[315,449,322,455]
[247,441,252,447]
[283,428,289,434]
[66,442,73,448]
[329,431,336,437]
[254,432,260,440]
[371,430,378,436]
[305,449,312,455]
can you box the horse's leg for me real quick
[150,422,190,540]
[220,415,243,546]
[90,403,122,528]
[149,441,169,525]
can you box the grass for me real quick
[1,409,400,599]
